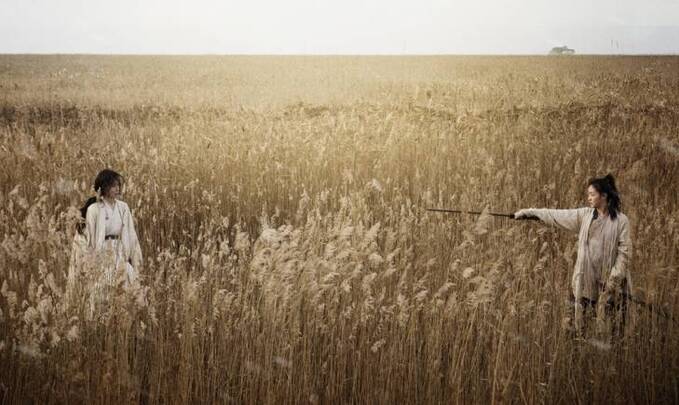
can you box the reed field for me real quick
[1,55,679,404]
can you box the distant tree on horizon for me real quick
[549,46,575,55]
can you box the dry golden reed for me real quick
[0,55,678,404]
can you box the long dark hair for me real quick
[94,169,123,197]
[587,173,621,220]
[76,196,97,234]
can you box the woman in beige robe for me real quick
[514,174,632,334]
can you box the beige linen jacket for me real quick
[520,207,632,326]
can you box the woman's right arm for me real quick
[85,203,98,249]
[515,208,586,233]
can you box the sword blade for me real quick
[426,208,537,220]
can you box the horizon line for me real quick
[1,52,678,57]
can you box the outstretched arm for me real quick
[514,208,586,233]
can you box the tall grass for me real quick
[1,55,678,404]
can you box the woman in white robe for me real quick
[514,174,632,335]
[67,169,143,317]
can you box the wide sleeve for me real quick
[127,206,143,270]
[85,203,99,250]
[607,216,632,290]
[521,208,586,233]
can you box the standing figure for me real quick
[84,169,143,316]
[514,174,632,336]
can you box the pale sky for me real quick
[1,0,678,54]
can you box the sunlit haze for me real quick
[2,0,679,54]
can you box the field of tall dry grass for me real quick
[1,55,678,404]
